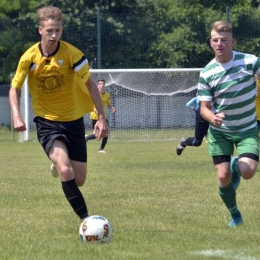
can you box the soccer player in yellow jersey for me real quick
[85,79,116,153]
[9,6,108,222]
[255,75,260,136]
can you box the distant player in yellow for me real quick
[85,79,116,153]
[9,6,108,222]
[255,75,260,136]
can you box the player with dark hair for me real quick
[85,79,116,153]
[176,93,209,155]
[9,6,108,222]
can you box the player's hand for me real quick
[13,116,26,132]
[94,118,108,140]
[213,112,225,128]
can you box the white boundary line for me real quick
[191,249,260,260]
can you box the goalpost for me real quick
[19,68,202,142]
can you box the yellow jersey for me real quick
[256,77,260,121]
[11,40,94,121]
[90,92,111,120]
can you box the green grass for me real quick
[0,128,196,142]
[1,140,260,260]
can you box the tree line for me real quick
[1,0,260,83]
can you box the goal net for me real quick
[19,68,201,142]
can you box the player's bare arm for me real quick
[9,87,26,132]
[200,101,224,127]
[108,105,116,113]
[86,77,108,140]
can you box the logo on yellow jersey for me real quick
[35,70,64,93]
[58,60,63,66]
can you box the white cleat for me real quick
[50,163,59,178]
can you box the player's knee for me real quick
[58,165,72,179]
[75,178,85,187]
[240,167,255,180]
[217,169,231,187]
[239,158,258,180]
[58,165,86,185]
[75,172,87,187]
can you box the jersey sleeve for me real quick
[253,57,260,77]
[70,48,91,83]
[198,71,213,102]
[11,57,32,89]
[185,97,196,109]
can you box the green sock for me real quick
[219,183,238,214]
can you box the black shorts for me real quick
[91,119,98,129]
[34,116,87,162]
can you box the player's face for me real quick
[210,30,235,63]
[39,20,63,50]
[98,81,105,94]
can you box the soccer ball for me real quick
[79,215,112,243]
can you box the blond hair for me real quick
[37,6,62,25]
[211,20,232,35]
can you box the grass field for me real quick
[1,139,260,260]
[0,127,196,142]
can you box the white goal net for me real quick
[19,68,201,142]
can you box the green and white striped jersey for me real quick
[198,51,260,132]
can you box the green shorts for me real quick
[208,127,259,157]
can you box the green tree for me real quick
[144,0,260,67]
[1,0,260,83]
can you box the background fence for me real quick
[2,4,260,140]
[1,6,260,83]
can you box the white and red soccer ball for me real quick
[79,215,112,243]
